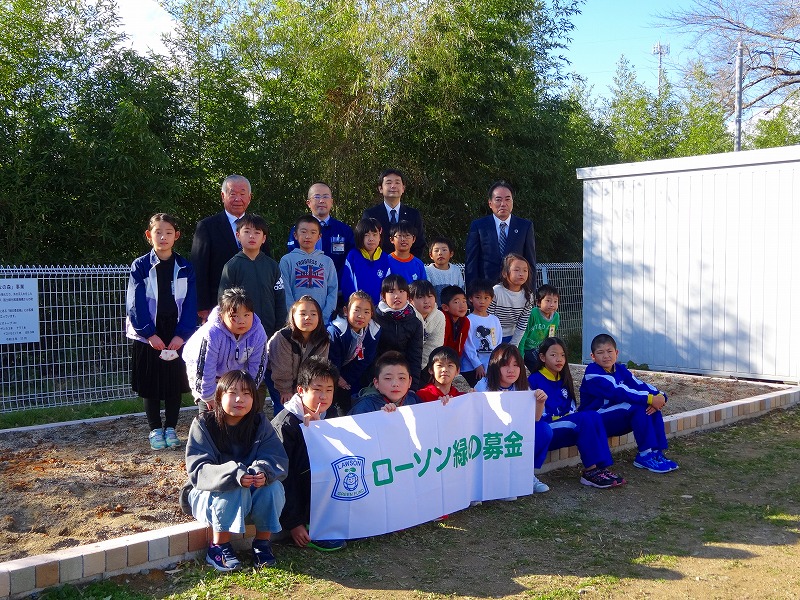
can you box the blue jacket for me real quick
[348,390,422,416]
[528,368,576,423]
[578,362,667,412]
[286,216,355,277]
[125,250,197,343]
[341,248,392,306]
[327,315,381,390]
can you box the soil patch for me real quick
[0,370,787,563]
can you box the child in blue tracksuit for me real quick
[528,337,626,489]
[579,333,679,473]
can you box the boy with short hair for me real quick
[271,356,346,551]
[279,215,338,323]
[373,275,423,390]
[219,214,286,338]
[417,346,464,402]
[409,280,445,372]
[461,279,503,386]
[425,236,465,304]
[579,334,679,473]
[440,285,470,359]
[519,284,560,374]
[387,221,427,284]
[349,351,422,415]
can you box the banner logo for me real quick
[331,456,369,501]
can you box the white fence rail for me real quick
[0,263,583,413]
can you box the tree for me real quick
[674,63,733,156]
[603,57,682,162]
[745,103,800,148]
[662,0,800,115]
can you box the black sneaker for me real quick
[307,538,347,552]
[206,542,241,571]
[252,539,277,567]
[580,467,622,489]
[599,467,626,486]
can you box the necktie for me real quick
[499,222,507,257]
[390,209,397,225]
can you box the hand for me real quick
[280,392,293,405]
[475,365,485,380]
[382,403,397,413]
[167,336,184,350]
[147,334,165,350]
[241,471,266,488]
[338,377,350,390]
[197,309,210,323]
[440,395,451,406]
[290,524,311,547]
[533,389,547,404]
[303,405,324,426]
[650,394,666,411]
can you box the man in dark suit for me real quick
[191,174,253,321]
[362,168,426,258]
[465,180,536,286]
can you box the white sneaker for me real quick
[499,496,518,502]
[532,474,550,493]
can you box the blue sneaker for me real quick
[307,539,347,552]
[148,429,166,451]
[163,427,181,449]
[206,542,241,571]
[655,450,679,472]
[634,451,673,473]
[252,539,277,567]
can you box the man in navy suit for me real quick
[362,168,426,258]
[191,174,254,321]
[465,180,536,286]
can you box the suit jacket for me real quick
[363,203,426,258]
[191,211,241,312]
[465,214,536,285]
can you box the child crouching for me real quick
[184,370,288,571]
[272,356,347,551]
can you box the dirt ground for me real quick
[0,368,788,563]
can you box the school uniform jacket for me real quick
[465,214,536,285]
[125,249,197,343]
[327,316,381,390]
[578,362,667,412]
[363,203,427,258]
[183,306,268,402]
[528,368,576,422]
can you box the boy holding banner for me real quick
[271,357,347,552]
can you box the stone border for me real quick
[2,386,798,599]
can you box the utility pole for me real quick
[734,40,743,151]
[653,41,670,97]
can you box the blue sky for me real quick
[116,0,696,99]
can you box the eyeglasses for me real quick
[392,233,414,240]
[309,194,332,201]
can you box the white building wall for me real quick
[578,146,800,383]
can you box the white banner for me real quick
[302,391,537,540]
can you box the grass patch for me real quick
[0,394,195,429]
[41,580,152,600]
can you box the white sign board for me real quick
[0,279,40,344]
[303,391,536,540]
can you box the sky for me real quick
[115,0,697,99]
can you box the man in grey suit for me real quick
[191,174,254,321]
[465,180,536,286]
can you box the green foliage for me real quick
[745,104,800,149]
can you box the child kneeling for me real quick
[184,370,288,571]
[272,356,347,552]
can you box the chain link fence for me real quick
[0,263,582,413]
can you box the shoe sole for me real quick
[307,540,347,552]
[205,555,238,572]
